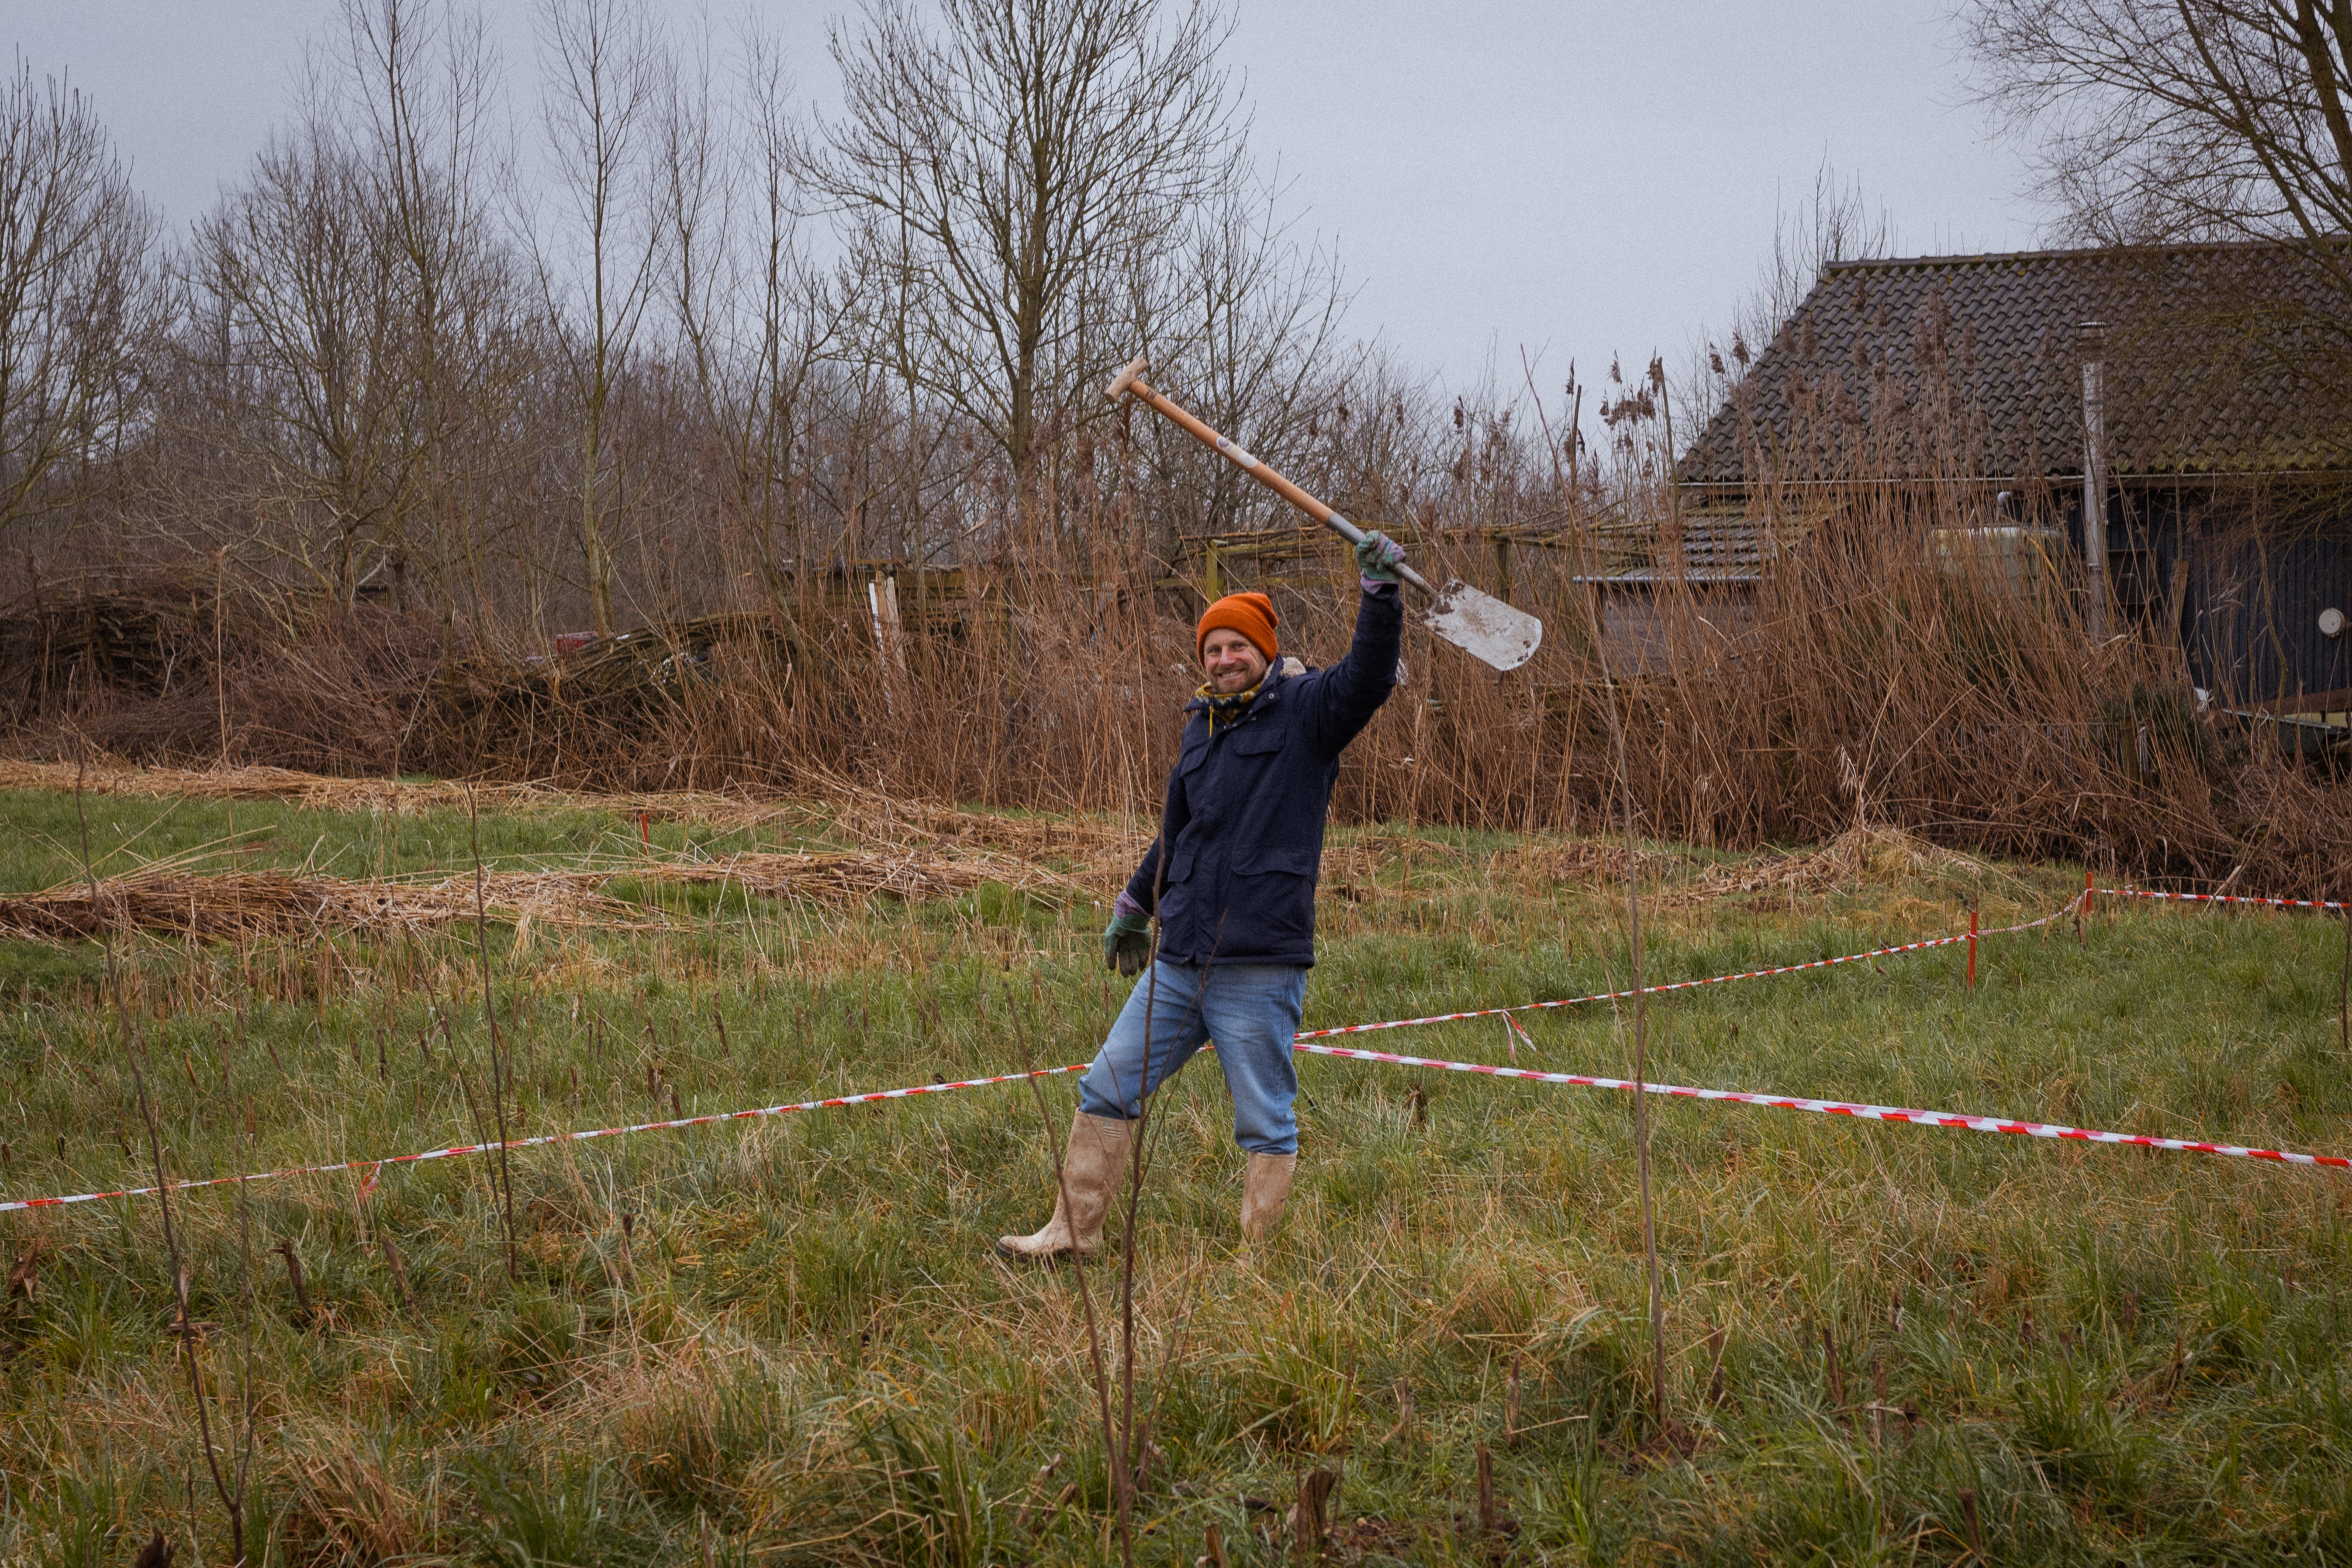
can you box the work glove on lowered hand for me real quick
[1103,910,1152,977]
[1355,529,1405,587]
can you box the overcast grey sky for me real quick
[15,1,2042,395]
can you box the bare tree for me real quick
[186,120,410,599]
[1964,1,2352,243]
[1680,159,1895,434]
[655,20,841,594]
[807,0,1247,491]
[1743,163,1895,350]
[1125,168,1355,561]
[531,0,665,637]
[1963,0,2352,361]
[180,3,524,613]
[329,0,524,622]
[0,59,164,547]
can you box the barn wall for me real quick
[2182,526,2351,709]
[1589,585,1761,677]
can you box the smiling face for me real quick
[1201,627,1270,694]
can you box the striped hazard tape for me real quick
[0,1063,1089,1214]
[2097,886,2347,913]
[1290,904,2075,1042]
[5,882,2334,1217]
[1293,1041,2352,1170]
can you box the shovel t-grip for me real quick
[1105,355,1542,671]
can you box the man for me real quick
[999,529,1407,1258]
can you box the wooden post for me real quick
[1204,538,1222,601]
[2080,323,2111,644]
[1493,534,1514,604]
[1967,908,1978,989]
[1291,1467,1338,1560]
[272,1239,314,1326]
[379,1235,417,1317]
[877,574,908,674]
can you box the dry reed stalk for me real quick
[75,752,255,1563]
[1594,545,1670,1438]
[1008,992,1122,1560]
[468,789,520,1284]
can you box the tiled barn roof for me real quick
[1680,241,2352,485]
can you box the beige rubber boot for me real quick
[1239,1152,1297,1242]
[997,1111,1132,1259]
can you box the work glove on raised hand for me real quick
[1355,529,1405,588]
[1103,910,1152,976]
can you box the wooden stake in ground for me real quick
[379,1235,418,1317]
[1291,1466,1338,1560]
[271,1241,314,1327]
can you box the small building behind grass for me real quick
[1664,240,2351,726]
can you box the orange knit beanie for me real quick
[1196,591,1279,662]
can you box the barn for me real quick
[1669,241,2352,726]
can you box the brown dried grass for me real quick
[1674,824,1991,906]
[0,757,785,827]
[1509,840,1681,887]
[0,867,645,944]
[637,848,1062,905]
[0,847,1066,947]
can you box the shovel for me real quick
[1105,356,1542,672]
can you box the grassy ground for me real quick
[1,782,2349,1566]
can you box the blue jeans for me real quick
[1077,961,1308,1155]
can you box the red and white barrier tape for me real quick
[1289,905,2074,1042]
[15,882,2340,1217]
[0,903,2071,1215]
[1294,1040,2351,1170]
[0,1063,1089,1214]
[2096,886,2347,913]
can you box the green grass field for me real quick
[1,782,2348,1566]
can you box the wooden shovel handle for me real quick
[1105,356,1438,598]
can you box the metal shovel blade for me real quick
[1419,581,1543,671]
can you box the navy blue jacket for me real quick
[1124,586,1403,966]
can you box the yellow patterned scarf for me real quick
[1196,678,1263,730]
